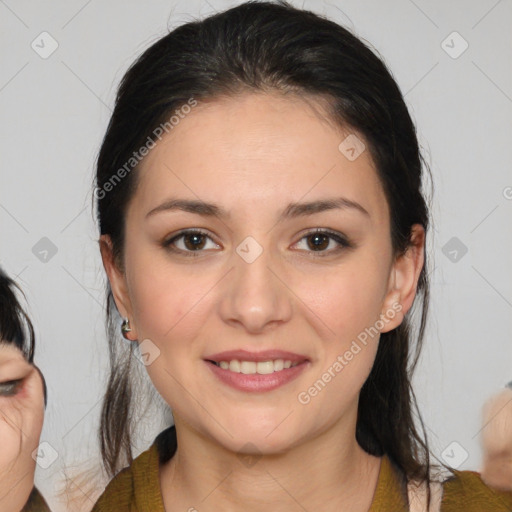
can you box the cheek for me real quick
[126,244,209,340]
[298,256,389,394]
[0,397,42,471]
[0,415,22,470]
[303,262,389,342]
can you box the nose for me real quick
[218,242,293,334]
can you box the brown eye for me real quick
[306,233,330,251]
[182,232,208,251]
[163,229,219,256]
[295,229,352,256]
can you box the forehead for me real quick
[130,92,389,223]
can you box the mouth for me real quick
[203,349,310,391]
[206,358,302,374]
[204,349,309,374]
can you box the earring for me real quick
[121,318,132,339]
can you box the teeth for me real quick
[241,361,256,374]
[229,360,240,372]
[274,359,284,371]
[213,359,300,374]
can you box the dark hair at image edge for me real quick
[94,0,453,504]
[0,267,48,408]
[0,268,35,362]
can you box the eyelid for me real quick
[293,228,352,256]
[163,228,352,256]
[0,378,24,397]
[164,228,219,249]
[0,358,32,379]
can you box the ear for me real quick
[379,224,425,333]
[99,234,138,341]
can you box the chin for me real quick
[216,419,302,456]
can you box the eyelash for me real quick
[162,228,352,258]
[0,379,23,397]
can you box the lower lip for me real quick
[205,360,309,392]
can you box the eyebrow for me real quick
[146,196,370,221]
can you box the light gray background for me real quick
[1,1,511,510]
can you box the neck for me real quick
[160,413,382,512]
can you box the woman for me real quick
[91,1,512,510]
[0,268,50,511]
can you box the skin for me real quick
[0,343,45,511]
[101,92,425,511]
[480,388,512,492]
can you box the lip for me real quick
[204,349,309,364]
[205,359,310,392]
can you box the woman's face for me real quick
[103,92,423,454]
[0,343,45,510]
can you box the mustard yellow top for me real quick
[92,426,512,511]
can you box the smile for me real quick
[205,359,309,392]
[209,359,300,374]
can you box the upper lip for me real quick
[205,349,309,364]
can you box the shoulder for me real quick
[91,443,161,512]
[91,465,135,512]
[441,468,512,511]
[92,425,177,512]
